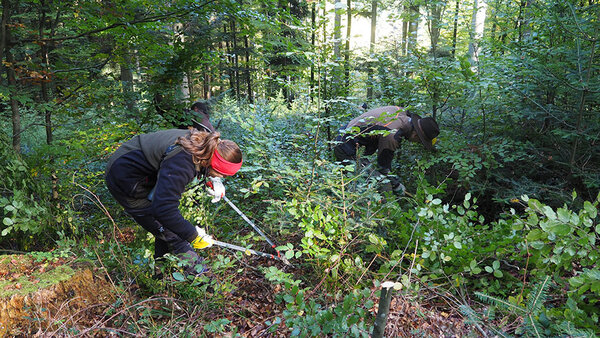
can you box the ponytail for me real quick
[176,129,220,168]
[176,128,242,172]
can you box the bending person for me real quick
[333,106,439,192]
[105,128,242,276]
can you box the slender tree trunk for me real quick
[230,19,240,99]
[6,50,20,152]
[367,0,377,99]
[344,0,351,94]
[428,4,443,53]
[0,0,9,69]
[570,32,597,167]
[452,0,459,57]
[401,6,408,56]
[468,0,487,66]
[223,24,235,95]
[119,51,136,114]
[2,1,20,152]
[407,5,419,54]
[334,0,342,60]
[203,64,210,99]
[39,0,53,145]
[321,0,328,101]
[244,34,253,102]
[310,2,316,99]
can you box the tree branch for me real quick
[18,0,216,44]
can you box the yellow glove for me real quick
[191,226,214,249]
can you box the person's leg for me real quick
[128,210,206,276]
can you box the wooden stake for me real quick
[372,281,395,338]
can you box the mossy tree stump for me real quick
[0,254,115,336]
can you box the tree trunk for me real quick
[230,19,240,99]
[407,5,419,55]
[367,0,377,99]
[223,24,235,95]
[428,3,443,54]
[38,0,53,145]
[2,0,20,152]
[0,0,9,70]
[401,7,408,56]
[119,52,136,115]
[570,33,597,167]
[310,2,316,99]
[467,0,487,66]
[452,0,460,57]
[334,0,342,60]
[344,0,351,94]
[244,34,253,102]
[6,49,20,152]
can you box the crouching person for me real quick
[105,128,242,277]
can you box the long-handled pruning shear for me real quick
[211,239,287,263]
[222,195,292,266]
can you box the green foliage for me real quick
[461,277,554,337]
[0,134,53,246]
[263,267,372,337]
[512,193,600,332]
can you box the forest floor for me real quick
[0,231,473,337]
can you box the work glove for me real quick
[206,176,225,203]
[191,226,214,249]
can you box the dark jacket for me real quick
[334,106,413,173]
[105,129,199,242]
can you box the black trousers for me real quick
[105,173,200,267]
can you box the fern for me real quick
[526,276,551,314]
[474,291,526,315]
[473,276,553,338]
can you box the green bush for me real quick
[0,133,53,248]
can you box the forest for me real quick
[0,0,598,336]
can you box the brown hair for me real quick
[176,128,242,169]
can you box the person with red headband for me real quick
[105,128,242,277]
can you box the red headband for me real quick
[211,149,242,176]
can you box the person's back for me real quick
[334,105,439,192]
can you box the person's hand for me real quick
[191,226,214,249]
[206,176,225,203]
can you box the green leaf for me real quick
[492,260,500,270]
[542,206,557,220]
[527,229,544,241]
[172,272,185,281]
[540,220,571,236]
[583,201,597,218]
[485,266,494,273]
[453,241,462,249]
[470,259,477,269]
[493,270,503,278]
[557,208,571,223]
[3,217,13,226]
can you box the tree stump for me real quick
[0,254,115,336]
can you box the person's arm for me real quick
[151,151,198,242]
[377,134,400,174]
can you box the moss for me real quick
[0,265,75,298]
